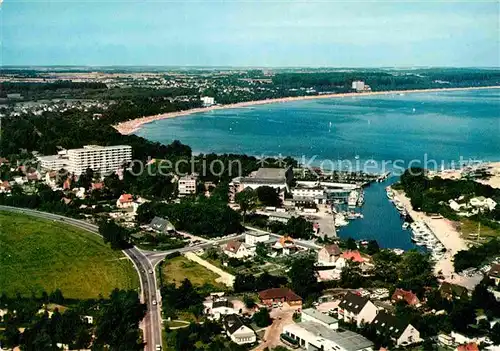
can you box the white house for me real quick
[372,311,421,346]
[244,231,270,246]
[116,194,134,209]
[469,196,497,211]
[449,199,467,212]
[178,174,197,196]
[203,298,237,320]
[223,314,256,345]
[337,292,378,327]
[301,308,339,329]
[223,241,254,259]
[283,321,374,351]
[317,244,341,266]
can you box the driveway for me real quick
[254,305,298,351]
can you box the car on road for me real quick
[152,300,157,305]
[148,269,153,274]
[156,345,162,351]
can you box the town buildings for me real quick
[391,289,421,307]
[258,288,302,307]
[229,167,292,202]
[301,308,339,329]
[317,244,342,266]
[38,145,132,175]
[371,311,421,346]
[244,231,270,246]
[223,240,254,259]
[148,216,175,235]
[283,321,374,351]
[222,314,256,345]
[337,292,378,327]
[178,174,198,196]
[488,264,500,285]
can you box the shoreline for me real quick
[113,85,500,135]
[392,189,482,290]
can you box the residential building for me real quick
[0,181,11,193]
[301,308,339,329]
[229,167,292,202]
[469,196,497,211]
[178,174,197,196]
[244,231,270,246]
[203,298,237,320]
[272,235,298,256]
[338,292,378,327]
[336,250,365,270]
[223,241,254,259]
[488,264,500,285]
[372,311,421,346]
[283,321,374,351]
[268,211,293,223]
[222,314,256,345]
[45,171,58,187]
[66,145,132,175]
[148,216,175,234]
[116,194,134,209]
[258,288,302,307]
[352,81,366,91]
[37,150,70,171]
[391,289,421,307]
[456,343,480,351]
[439,282,469,301]
[317,244,342,266]
[200,96,216,106]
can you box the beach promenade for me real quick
[392,190,482,290]
[113,86,500,135]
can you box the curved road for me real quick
[0,206,162,351]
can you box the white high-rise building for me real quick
[351,81,365,91]
[66,145,132,175]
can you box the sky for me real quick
[2,0,499,67]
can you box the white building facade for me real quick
[64,145,132,175]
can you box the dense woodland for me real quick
[0,289,145,350]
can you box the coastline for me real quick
[113,85,500,135]
[392,189,482,290]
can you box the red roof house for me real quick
[456,343,479,351]
[391,288,421,306]
[341,250,364,263]
[258,288,302,307]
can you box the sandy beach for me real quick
[113,85,500,135]
[393,190,483,290]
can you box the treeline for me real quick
[272,69,500,92]
[136,197,242,237]
[0,289,145,350]
[454,239,500,272]
[398,168,500,222]
[0,80,107,92]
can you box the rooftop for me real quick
[302,308,338,325]
[259,288,302,302]
[253,167,288,180]
[338,292,370,314]
[289,321,374,351]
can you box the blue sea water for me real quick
[136,89,500,249]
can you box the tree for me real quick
[2,321,21,348]
[491,323,500,345]
[234,274,257,293]
[256,242,269,257]
[256,186,281,207]
[346,237,358,250]
[340,261,363,288]
[366,240,380,255]
[253,308,272,327]
[286,216,314,239]
[288,257,319,299]
[235,188,257,224]
[243,295,256,309]
[98,220,130,249]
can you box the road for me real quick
[0,206,162,351]
[0,207,321,350]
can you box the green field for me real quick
[161,255,226,290]
[0,211,139,299]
